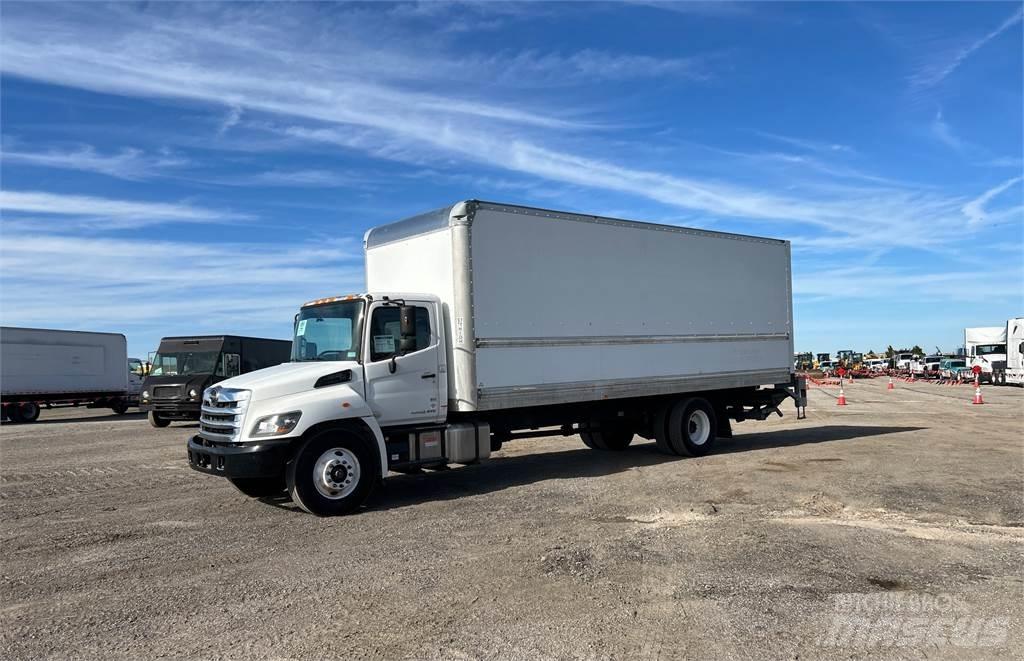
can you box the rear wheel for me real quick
[111,399,129,415]
[17,402,40,423]
[286,430,378,516]
[667,397,717,457]
[230,476,286,498]
[148,411,171,428]
[580,420,634,451]
[652,402,675,455]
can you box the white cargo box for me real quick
[1,327,129,397]
[366,201,794,412]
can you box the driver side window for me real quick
[222,353,241,377]
[369,306,431,362]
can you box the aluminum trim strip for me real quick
[475,369,792,410]
[476,333,790,348]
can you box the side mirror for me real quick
[399,306,417,353]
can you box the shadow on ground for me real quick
[1,412,148,426]
[251,424,927,514]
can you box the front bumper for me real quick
[142,400,201,419]
[187,435,291,479]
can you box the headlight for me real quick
[251,411,302,437]
[142,390,149,399]
[189,389,198,398]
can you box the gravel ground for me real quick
[2,378,1022,660]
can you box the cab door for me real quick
[362,301,443,427]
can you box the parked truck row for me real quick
[187,200,808,515]
[1,331,291,424]
[0,327,143,423]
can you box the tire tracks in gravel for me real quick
[0,464,193,500]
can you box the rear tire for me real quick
[580,421,633,451]
[286,430,379,516]
[111,399,129,415]
[653,402,676,455]
[17,402,40,423]
[230,476,286,498]
[667,397,717,457]
[148,411,171,428]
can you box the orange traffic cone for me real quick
[887,377,894,390]
[972,385,984,405]
[837,387,847,406]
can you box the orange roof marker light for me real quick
[301,294,363,308]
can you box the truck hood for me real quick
[212,361,360,401]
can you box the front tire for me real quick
[667,397,717,457]
[286,430,378,516]
[148,411,170,428]
[230,476,286,498]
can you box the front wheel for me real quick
[286,431,379,516]
[148,412,171,428]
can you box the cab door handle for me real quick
[421,373,436,379]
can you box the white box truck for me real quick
[187,201,807,515]
[1,327,141,422]
[964,326,1007,384]
[991,317,1023,386]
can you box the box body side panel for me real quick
[1,327,128,396]
[468,207,793,409]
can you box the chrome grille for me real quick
[198,387,251,443]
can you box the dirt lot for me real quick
[2,378,1022,660]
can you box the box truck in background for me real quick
[141,335,292,428]
[187,201,807,515]
[990,318,1023,386]
[964,326,1007,384]
[1,327,139,423]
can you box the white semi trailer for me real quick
[1,327,141,422]
[187,201,807,515]
[991,317,1023,386]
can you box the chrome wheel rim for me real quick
[687,410,711,446]
[313,447,360,500]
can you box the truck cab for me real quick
[142,335,291,428]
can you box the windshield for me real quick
[974,344,1006,356]
[292,300,364,362]
[150,351,220,376]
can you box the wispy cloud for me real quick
[0,3,1016,258]
[930,109,963,151]
[213,168,368,188]
[217,105,243,136]
[910,6,1024,91]
[1,145,187,180]
[976,156,1024,169]
[794,264,1024,304]
[0,231,364,333]
[0,190,250,229]
[753,131,854,155]
[494,49,712,83]
[2,3,1015,266]
[961,176,1023,228]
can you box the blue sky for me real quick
[1,1,1021,359]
